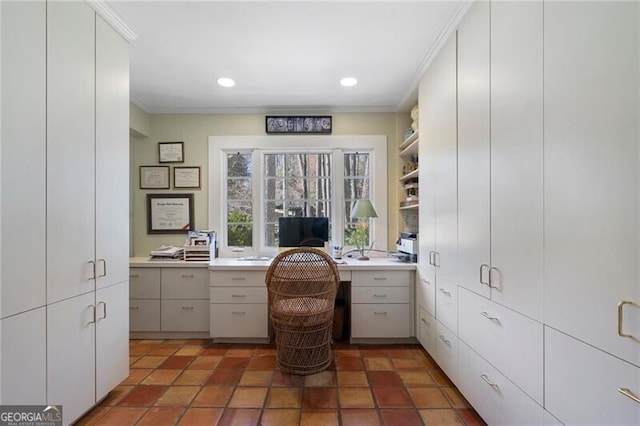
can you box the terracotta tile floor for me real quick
[77,339,486,426]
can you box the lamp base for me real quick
[357,255,370,261]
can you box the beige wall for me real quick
[130,111,410,256]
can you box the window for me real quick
[211,135,387,257]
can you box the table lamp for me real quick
[349,199,378,260]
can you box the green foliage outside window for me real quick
[227,210,252,246]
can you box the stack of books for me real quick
[149,245,184,260]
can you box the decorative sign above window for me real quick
[265,116,332,134]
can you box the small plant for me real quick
[346,221,371,258]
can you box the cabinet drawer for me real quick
[351,270,411,287]
[458,287,543,404]
[161,268,209,299]
[210,287,267,304]
[129,268,160,299]
[417,307,436,355]
[351,286,409,304]
[210,304,268,338]
[435,320,458,385]
[210,270,265,287]
[161,299,209,332]
[458,341,543,426]
[351,304,410,338]
[435,278,457,332]
[129,299,160,331]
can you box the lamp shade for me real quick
[350,199,378,220]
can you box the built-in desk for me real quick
[129,257,416,343]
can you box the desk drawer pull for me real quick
[181,274,194,278]
[374,311,388,315]
[373,294,388,298]
[373,277,388,281]
[181,306,195,310]
[421,318,430,327]
[481,374,500,390]
[129,274,139,278]
[481,311,501,324]
[439,288,452,297]
[232,294,246,298]
[438,334,451,347]
[232,311,246,315]
[232,277,246,281]
[130,306,140,310]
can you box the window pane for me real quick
[285,178,305,199]
[264,178,284,200]
[344,153,370,177]
[264,154,285,177]
[228,224,252,247]
[307,154,332,177]
[286,154,304,176]
[227,201,252,220]
[265,201,284,222]
[228,153,252,177]
[265,223,278,247]
[228,179,251,199]
[344,178,370,200]
[307,178,332,200]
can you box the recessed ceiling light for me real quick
[340,77,358,87]
[217,77,235,87]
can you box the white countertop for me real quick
[130,256,416,270]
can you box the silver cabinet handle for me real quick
[618,387,640,404]
[97,301,107,320]
[421,278,431,286]
[488,266,500,290]
[617,300,639,341]
[434,251,441,267]
[232,311,246,315]
[232,277,246,281]
[480,264,490,286]
[231,294,246,298]
[481,311,501,324]
[438,334,451,347]
[181,274,194,278]
[428,250,436,266]
[87,304,96,325]
[439,288,452,297]
[88,261,97,280]
[421,318,430,327]
[97,258,107,278]
[181,306,195,310]
[373,277,388,281]
[374,311,388,315]
[481,374,499,390]
[373,294,388,298]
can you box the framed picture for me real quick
[174,166,201,189]
[139,166,170,189]
[265,116,332,134]
[146,193,194,234]
[158,141,184,163]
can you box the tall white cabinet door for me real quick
[47,293,96,425]
[95,16,130,291]
[431,34,458,287]
[46,1,96,304]
[0,0,46,317]
[544,1,640,367]
[96,281,129,401]
[0,308,46,404]
[545,327,640,425]
[456,0,490,298]
[490,0,543,321]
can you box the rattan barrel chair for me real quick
[265,247,340,375]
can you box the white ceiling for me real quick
[111,0,468,114]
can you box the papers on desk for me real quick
[149,245,184,260]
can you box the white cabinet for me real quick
[417,307,436,354]
[545,327,640,425]
[0,307,46,404]
[350,270,413,340]
[129,268,161,332]
[210,270,269,341]
[543,0,640,368]
[0,0,46,318]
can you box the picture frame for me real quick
[158,141,184,163]
[139,166,170,189]
[147,193,194,234]
[265,116,332,134]
[173,166,201,189]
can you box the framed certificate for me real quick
[139,166,170,189]
[147,193,194,234]
[158,141,184,163]
[173,166,201,189]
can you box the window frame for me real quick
[209,135,387,257]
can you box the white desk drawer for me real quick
[129,268,160,299]
[351,286,410,304]
[351,304,410,338]
[210,287,267,304]
[458,287,543,404]
[210,270,265,287]
[435,320,458,385]
[418,307,436,355]
[129,299,160,331]
[161,299,209,332]
[351,270,411,286]
[161,268,209,299]
[210,304,268,338]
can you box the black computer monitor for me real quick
[278,217,329,248]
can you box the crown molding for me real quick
[396,0,473,112]
[85,0,137,42]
